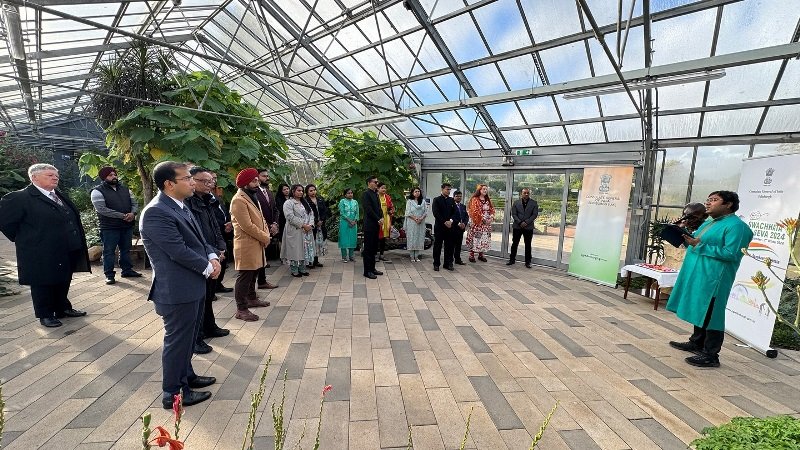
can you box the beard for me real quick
[107,179,119,185]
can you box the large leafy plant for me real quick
[81,70,288,203]
[317,128,415,219]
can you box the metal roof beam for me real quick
[37,0,149,4]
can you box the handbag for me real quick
[390,226,400,239]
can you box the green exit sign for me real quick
[515,149,532,156]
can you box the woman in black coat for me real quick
[304,183,330,268]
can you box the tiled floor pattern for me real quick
[1,236,799,449]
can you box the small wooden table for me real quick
[620,264,679,310]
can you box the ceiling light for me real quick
[563,69,726,100]
[352,117,407,127]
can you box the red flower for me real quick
[172,394,183,422]
[149,426,184,450]
[321,385,333,398]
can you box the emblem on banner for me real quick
[599,174,611,193]
[764,167,774,186]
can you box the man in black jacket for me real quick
[91,166,141,285]
[209,172,233,293]
[0,163,89,327]
[255,169,279,289]
[186,167,230,354]
[452,190,470,265]
[507,188,539,268]
[431,183,458,271]
[361,176,383,279]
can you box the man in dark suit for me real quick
[361,175,383,279]
[209,172,233,293]
[255,169,279,289]
[507,188,539,268]
[186,167,230,354]
[140,161,220,409]
[431,183,458,271]
[452,190,469,265]
[0,163,89,328]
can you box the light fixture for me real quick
[563,69,726,100]
[1,4,26,60]
[352,116,407,127]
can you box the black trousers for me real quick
[363,224,378,275]
[256,247,271,285]
[453,229,465,263]
[215,241,232,290]
[432,225,454,268]
[30,282,73,318]
[509,228,533,263]
[199,278,218,340]
[234,269,258,310]
[689,296,724,358]
[154,299,202,396]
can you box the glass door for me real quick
[464,172,510,256]
[560,171,583,267]
[511,173,567,267]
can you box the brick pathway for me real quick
[0,235,798,449]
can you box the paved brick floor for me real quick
[1,235,798,449]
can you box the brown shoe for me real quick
[258,282,278,289]
[247,299,271,308]
[235,309,259,321]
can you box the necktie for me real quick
[49,191,64,207]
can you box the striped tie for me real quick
[49,191,64,207]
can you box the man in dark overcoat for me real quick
[0,163,89,327]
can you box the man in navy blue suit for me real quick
[140,161,221,409]
[452,190,470,265]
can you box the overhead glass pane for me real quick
[605,119,642,141]
[410,137,438,152]
[475,132,499,149]
[431,110,468,131]
[430,136,457,150]
[502,129,537,147]
[715,0,800,56]
[652,0,698,12]
[394,118,425,137]
[332,56,375,90]
[600,93,639,116]
[456,108,488,130]
[538,42,591,84]
[315,35,348,59]
[653,81,706,111]
[657,113,700,138]
[380,37,426,80]
[496,55,539,91]
[336,23,372,52]
[451,134,482,150]
[518,97,561,124]
[485,102,526,127]
[404,78,446,106]
[582,0,642,27]
[701,108,763,136]
[555,96,600,120]
[421,0,470,20]
[471,0,531,55]
[278,1,321,30]
[565,122,604,144]
[532,126,569,145]
[412,115,444,134]
[705,62,781,106]
[382,3,420,34]
[588,26,645,76]
[433,73,465,101]
[689,145,749,203]
[436,13,490,62]
[404,31,449,72]
[315,0,345,22]
[520,0,580,42]
[651,8,715,66]
[760,105,800,134]
[655,147,692,206]
[752,143,800,157]
[463,63,506,96]
[353,48,394,85]
[773,60,800,100]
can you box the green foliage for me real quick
[80,210,101,248]
[771,277,800,350]
[691,415,800,450]
[82,69,289,203]
[0,139,54,196]
[317,128,415,219]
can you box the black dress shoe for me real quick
[121,270,143,278]
[40,317,62,327]
[188,375,217,389]
[193,341,213,354]
[685,354,720,368]
[105,276,116,285]
[506,260,515,265]
[58,308,87,318]
[315,262,324,267]
[292,273,303,277]
[364,272,377,279]
[669,341,702,355]
[525,263,532,268]
[215,286,233,293]
[204,327,230,338]
[433,266,440,271]
[162,389,212,409]
[373,270,384,275]
[455,260,466,265]
[444,265,454,271]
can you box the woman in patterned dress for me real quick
[377,182,394,261]
[404,186,427,262]
[338,188,359,262]
[466,184,494,263]
[281,184,314,277]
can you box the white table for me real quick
[620,264,680,310]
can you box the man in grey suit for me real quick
[140,161,221,409]
[507,188,539,268]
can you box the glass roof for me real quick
[0,0,798,159]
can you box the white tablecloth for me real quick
[620,265,679,287]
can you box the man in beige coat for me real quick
[230,168,274,321]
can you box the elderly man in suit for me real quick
[140,161,220,409]
[0,163,89,327]
[507,188,539,268]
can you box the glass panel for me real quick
[464,173,508,253]
[689,145,749,203]
[560,171,582,265]
[496,55,539,91]
[715,0,800,56]
[420,0,468,20]
[774,60,800,100]
[605,119,642,141]
[451,134,482,150]
[436,13,490,62]
[600,93,640,116]
[565,122,605,143]
[518,97,561,124]
[556,96,600,120]
[463,63,507,96]
[705,62,781,106]
[512,173,565,264]
[532,126,569,146]
[759,105,800,134]
[485,102,526,127]
[658,113,700,139]
[651,8,715,66]
[655,147,692,206]
[588,27,645,76]
[538,42,592,84]
[502,129,537,147]
[652,81,706,110]
[752,143,800,157]
[701,108,763,136]
[520,0,581,42]
[472,0,531,55]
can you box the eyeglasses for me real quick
[174,175,193,182]
[194,178,214,185]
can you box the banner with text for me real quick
[568,166,634,286]
[726,152,800,354]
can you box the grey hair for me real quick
[28,163,58,179]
